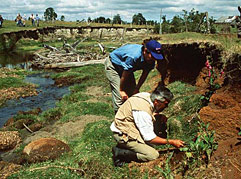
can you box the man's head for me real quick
[143,40,164,64]
[150,83,173,113]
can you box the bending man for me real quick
[105,39,167,113]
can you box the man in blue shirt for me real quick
[105,39,167,113]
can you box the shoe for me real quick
[112,146,138,167]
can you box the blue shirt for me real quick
[110,44,155,72]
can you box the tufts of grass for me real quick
[78,102,114,118]
[163,81,202,142]
[61,92,90,104]
[0,77,26,89]
[40,107,62,122]
[52,64,110,93]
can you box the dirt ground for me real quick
[199,84,241,178]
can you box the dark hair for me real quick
[150,82,173,103]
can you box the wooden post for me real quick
[185,15,188,32]
[206,12,210,34]
[159,9,162,35]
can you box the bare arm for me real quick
[120,70,131,101]
[149,136,185,148]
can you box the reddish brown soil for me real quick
[199,84,241,178]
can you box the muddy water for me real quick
[0,73,70,127]
[0,52,33,70]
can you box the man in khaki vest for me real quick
[110,84,184,167]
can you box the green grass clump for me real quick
[163,81,202,142]
[52,64,110,93]
[78,102,113,118]
[0,77,26,89]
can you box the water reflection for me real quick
[0,52,33,70]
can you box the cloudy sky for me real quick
[0,0,240,22]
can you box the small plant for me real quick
[180,121,218,170]
[201,58,222,106]
[238,126,241,136]
[156,152,174,179]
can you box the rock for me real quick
[28,122,43,132]
[0,131,22,151]
[0,161,22,179]
[23,138,71,163]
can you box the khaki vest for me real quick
[114,93,154,143]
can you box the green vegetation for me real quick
[0,77,26,89]
[156,152,174,179]
[180,122,218,173]
[0,68,35,106]
[163,81,202,142]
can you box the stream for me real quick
[0,53,70,127]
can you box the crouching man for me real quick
[110,83,185,167]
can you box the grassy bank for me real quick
[0,68,36,107]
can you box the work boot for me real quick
[112,146,138,167]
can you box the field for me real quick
[0,23,241,178]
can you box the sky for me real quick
[0,0,240,22]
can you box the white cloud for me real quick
[0,0,239,21]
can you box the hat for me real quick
[145,40,163,60]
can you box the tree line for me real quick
[44,7,217,34]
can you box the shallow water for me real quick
[0,73,70,127]
[0,52,33,70]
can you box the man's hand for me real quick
[120,90,128,101]
[169,139,185,148]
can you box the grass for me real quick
[0,77,26,89]
[164,81,202,142]
[0,68,36,106]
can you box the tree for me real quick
[113,14,121,24]
[132,13,146,25]
[105,18,111,24]
[161,15,171,33]
[44,7,57,21]
[170,15,185,33]
[96,16,106,23]
[60,15,65,21]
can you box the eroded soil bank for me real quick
[163,42,241,178]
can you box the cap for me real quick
[145,40,163,60]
